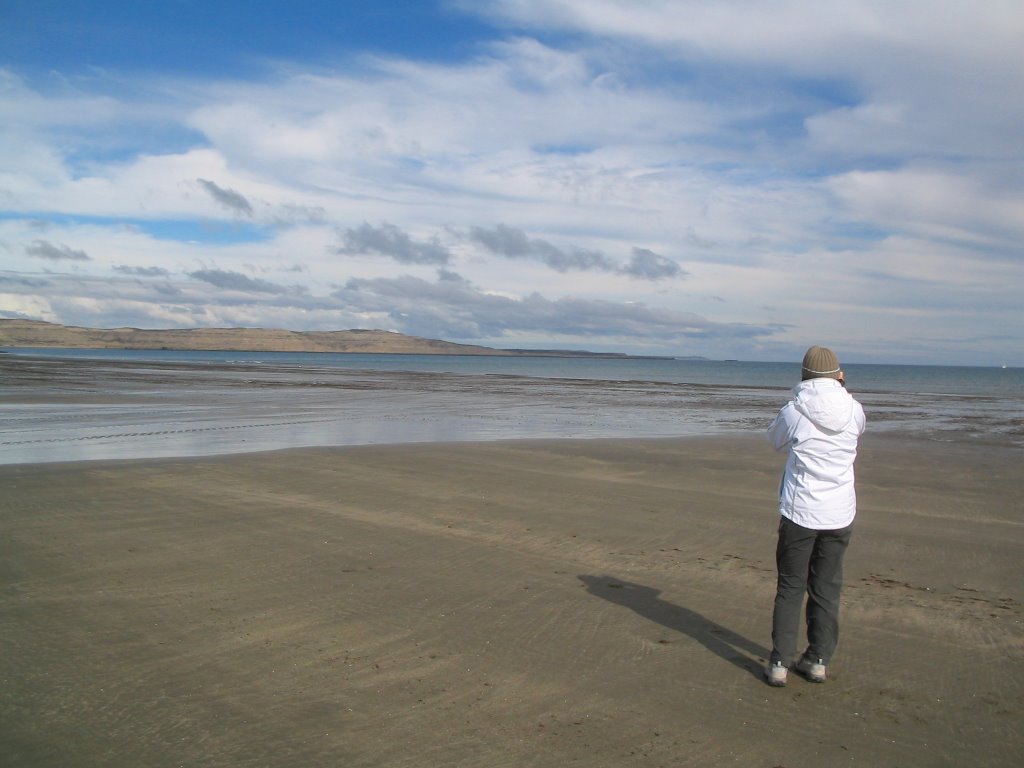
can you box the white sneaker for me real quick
[764,661,788,687]
[796,655,827,683]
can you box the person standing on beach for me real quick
[764,346,866,687]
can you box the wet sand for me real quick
[2,355,1020,466]
[2,436,1021,767]
[0,355,780,465]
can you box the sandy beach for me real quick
[2,433,1021,767]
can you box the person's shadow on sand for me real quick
[578,575,769,680]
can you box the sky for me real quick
[1,1,1022,365]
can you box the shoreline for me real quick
[2,436,1021,767]
[2,427,1020,470]
[3,355,1021,466]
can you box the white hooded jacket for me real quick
[768,378,866,529]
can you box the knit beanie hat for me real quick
[801,345,842,380]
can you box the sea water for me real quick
[6,347,1021,397]
[1,348,1021,463]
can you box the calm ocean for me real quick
[2,348,1021,463]
[7,346,1022,398]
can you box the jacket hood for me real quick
[792,379,856,433]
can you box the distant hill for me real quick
[0,319,649,358]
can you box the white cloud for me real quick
[464,1,1024,162]
[829,168,1024,249]
[0,2,1021,363]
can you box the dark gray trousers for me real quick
[770,516,853,666]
